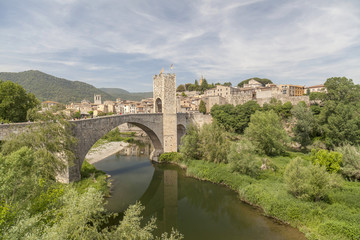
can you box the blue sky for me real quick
[0,0,359,92]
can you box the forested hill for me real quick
[100,88,153,101]
[0,70,152,103]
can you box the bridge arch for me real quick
[68,114,164,182]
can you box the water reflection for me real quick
[94,151,305,240]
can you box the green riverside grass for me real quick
[167,153,360,240]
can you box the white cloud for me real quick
[0,0,359,90]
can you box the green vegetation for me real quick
[198,100,206,114]
[335,145,360,181]
[0,112,182,239]
[310,149,343,173]
[211,101,260,134]
[245,110,289,156]
[237,77,273,87]
[159,152,181,163]
[0,70,152,104]
[0,70,114,103]
[0,80,39,122]
[175,76,360,239]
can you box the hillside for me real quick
[0,70,114,103]
[0,70,152,103]
[100,88,152,101]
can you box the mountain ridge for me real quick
[0,70,152,103]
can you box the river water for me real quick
[93,152,306,240]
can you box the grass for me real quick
[72,160,110,197]
[174,153,360,240]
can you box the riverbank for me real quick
[86,141,130,164]
[166,157,360,240]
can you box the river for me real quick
[93,151,306,240]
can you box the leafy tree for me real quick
[227,139,261,177]
[237,77,273,88]
[0,80,39,122]
[245,110,289,156]
[335,145,360,180]
[180,124,201,160]
[284,157,340,201]
[211,101,260,134]
[309,92,326,101]
[199,100,206,114]
[320,102,360,147]
[223,82,232,87]
[185,83,192,91]
[198,122,229,163]
[324,77,360,103]
[291,102,317,148]
[176,84,186,92]
[310,149,343,173]
[200,79,209,92]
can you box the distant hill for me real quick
[100,88,153,101]
[0,70,152,103]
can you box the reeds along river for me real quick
[93,147,306,240]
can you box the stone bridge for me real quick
[0,72,212,182]
[0,112,211,182]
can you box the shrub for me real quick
[284,157,339,201]
[159,152,181,163]
[227,140,261,177]
[198,122,229,163]
[335,145,360,180]
[179,124,201,160]
[310,149,343,173]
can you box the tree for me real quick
[291,102,317,148]
[199,100,206,114]
[198,122,229,163]
[180,124,201,160]
[0,80,39,122]
[245,110,289,155]
[200,79,208,91]
[176,84,186,92]
[210,101,260,134]
[185,83,192,91]
[316,77,360,148]
[227,139,261,177]
[223,82,232,87]
[237,77,273,88]
[324,77,360,103]
[335,145,360,180]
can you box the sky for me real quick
[0,0,359,92]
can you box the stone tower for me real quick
[94,94,101,104]
[153,73,177,153]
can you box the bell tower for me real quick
[153,72,177,153]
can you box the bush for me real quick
[284,157,339,201]
[335,145,360,180]
[227,140,261,177]
[159,152,181,163]
[245,110,289,156]
[310,149,343,173]
[179,124,200,160]
[198,122,229,163]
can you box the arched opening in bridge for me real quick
[177,124,186,150]
[80,122,164,174]
[155,98,162,113]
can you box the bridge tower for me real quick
[153,73,177,153]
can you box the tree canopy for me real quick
[237,77,273,88]
[0,80,39,122]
